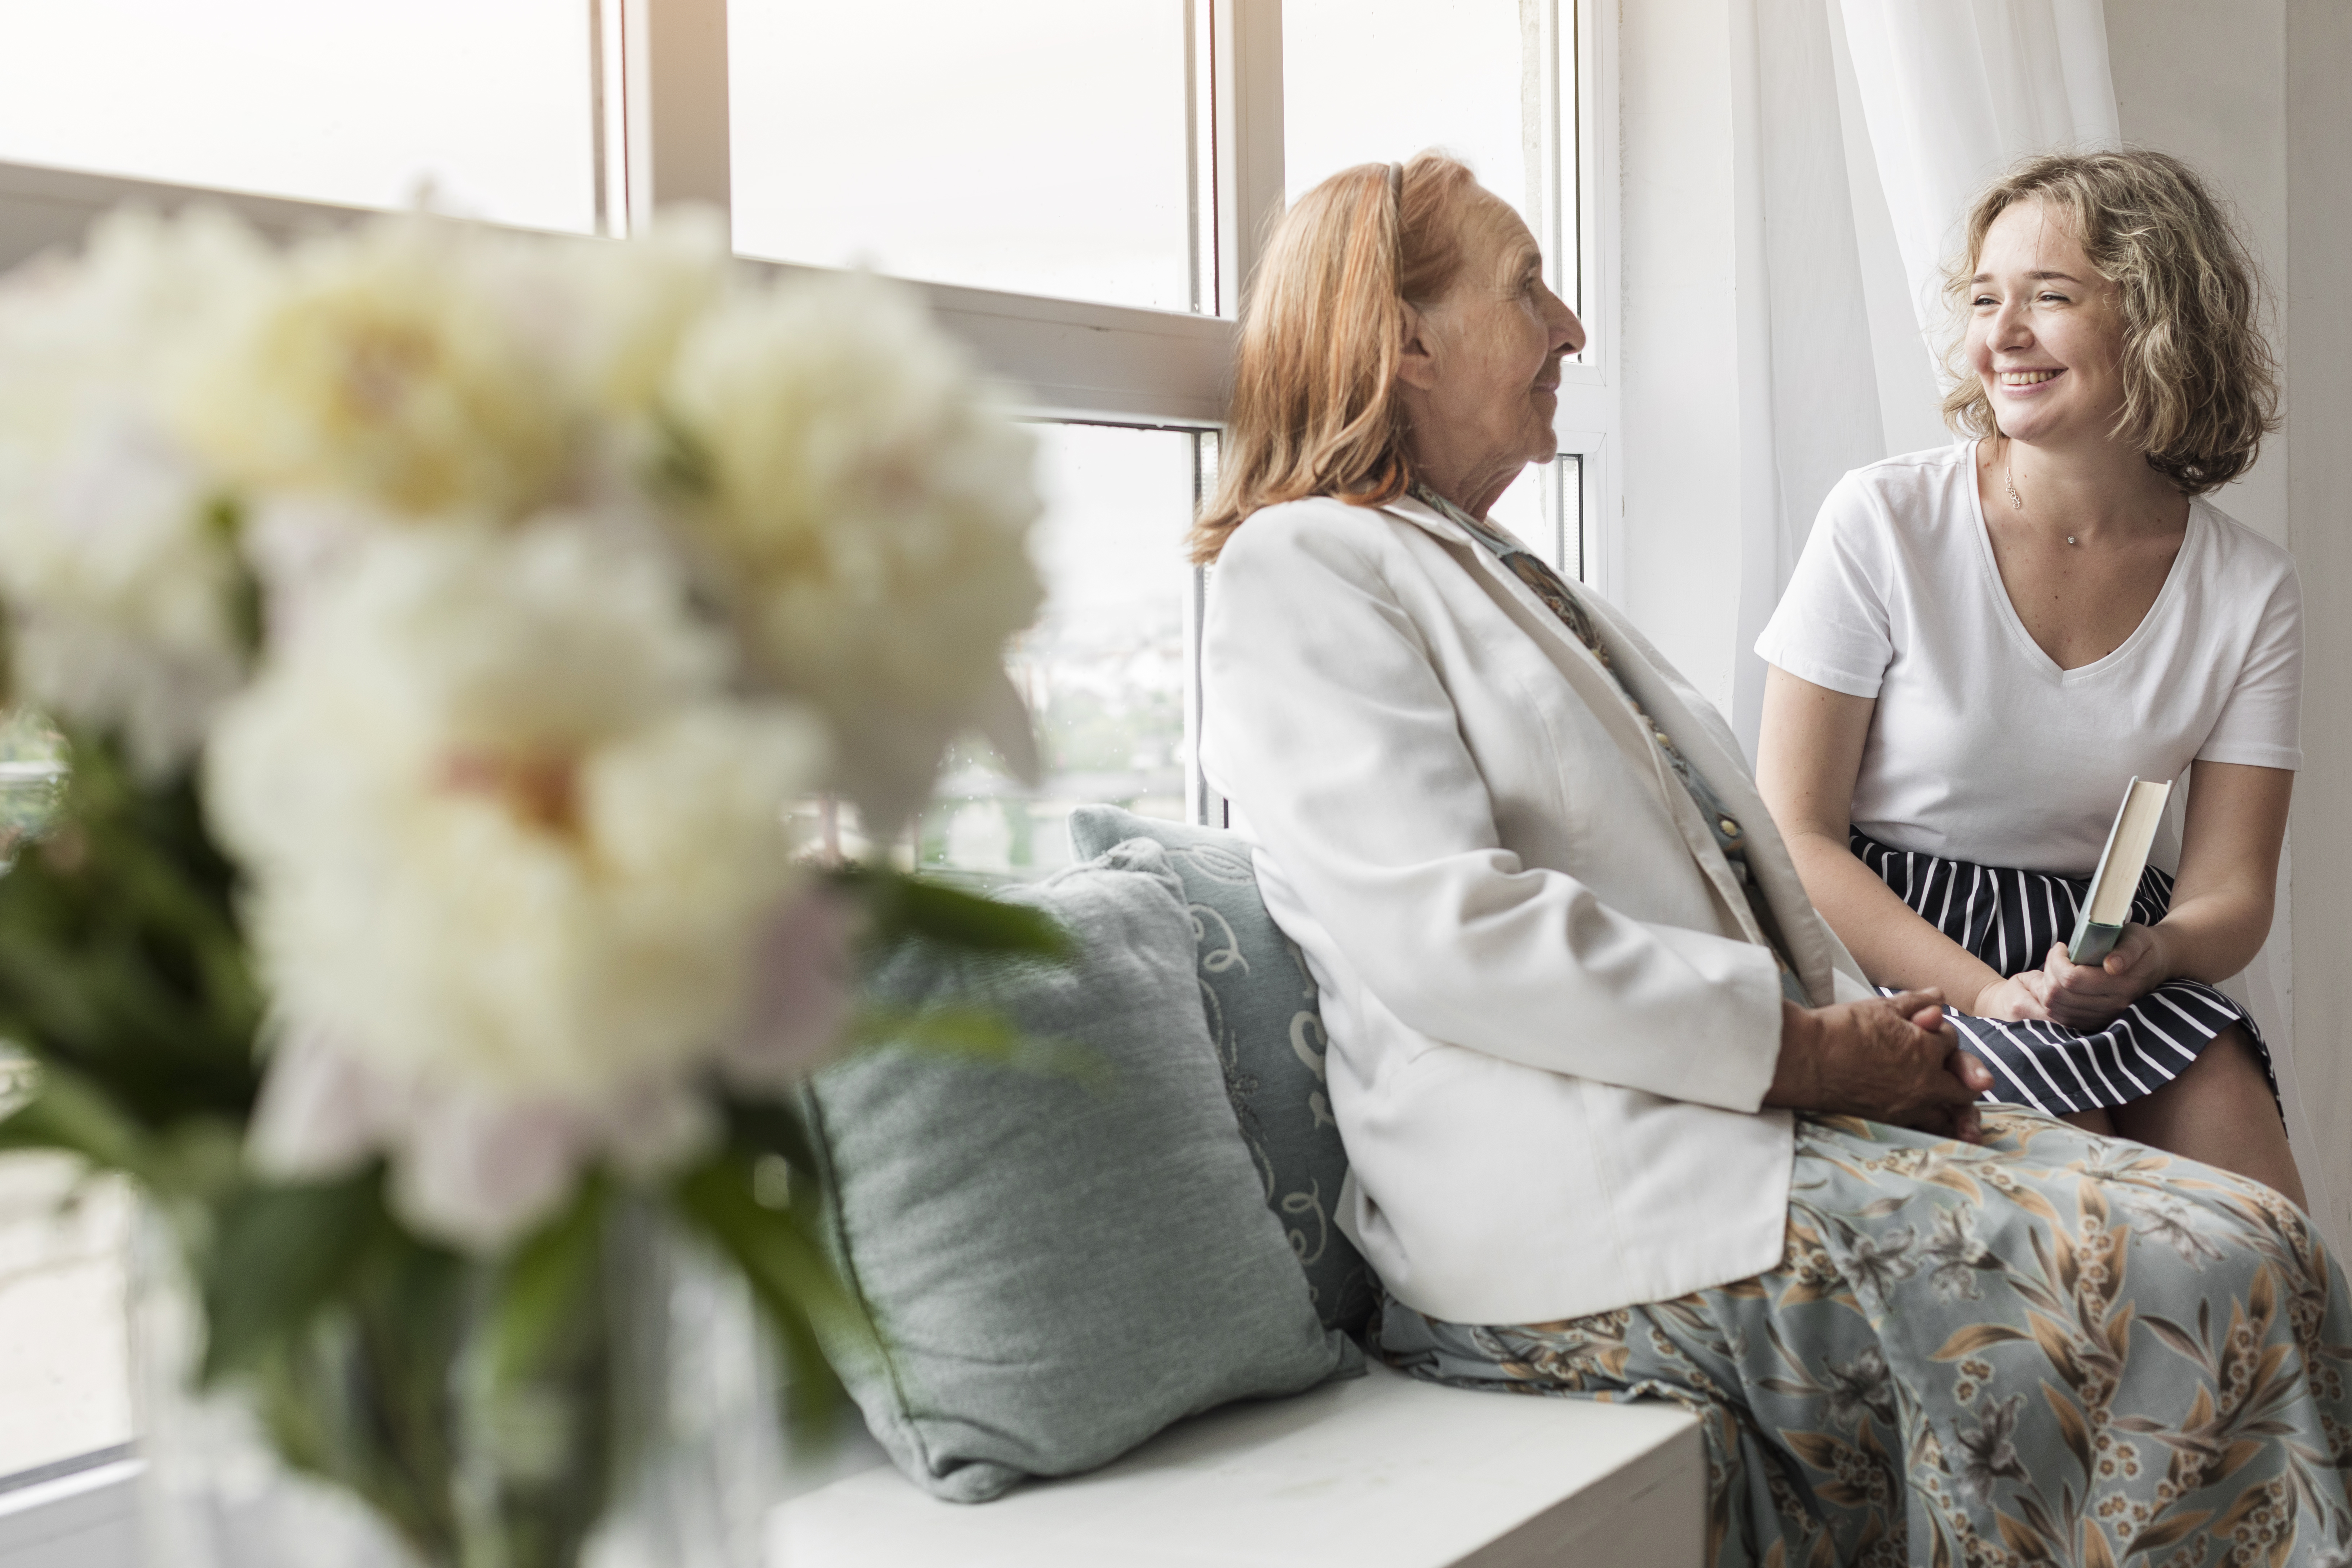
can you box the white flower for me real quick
[244,1030,713,1253]
[556,207,730,418]
[0,207,266,771]
[245,885,854,1249]
[662,269,1045,832]
[207,521,832,1249]
[171,214,574,523]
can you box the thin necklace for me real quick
[2004,443,2077,545]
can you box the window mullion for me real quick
[1211,0,1285,318]
[617,0,732,237]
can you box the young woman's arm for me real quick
[2036,761,2292,1030]
[1755,665,2048,1020]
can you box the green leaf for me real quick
[767,1280,851,1444]
[720,1097,822,1174]
[671,1153,876,1442]
[847,869,1068,958]
[487,1178,608,1386]
[647,408,716,498]
[0,1068,153,1175]
[847,1002,1106,1082]
[0,727,262,1133]
[200,495,263,658]
[673,1156,869,1351]
[850,1000,1027,1060]
[199,1171,393,1382]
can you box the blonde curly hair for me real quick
[1940,148,2280,494]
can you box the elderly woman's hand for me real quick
[1764,991,1992,1141]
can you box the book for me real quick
[2067,777,2173,965]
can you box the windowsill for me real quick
[0,1156,133,1483]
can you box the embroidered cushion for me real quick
[1067,806,1377,1337]
[802,839,1361,1503]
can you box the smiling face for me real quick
[1965,198,2130,451]
[1398,189,1586,515]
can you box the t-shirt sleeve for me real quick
[1753,471,1896,699]
[2198,558,2303,770]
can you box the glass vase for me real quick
[130,1199,781,1568]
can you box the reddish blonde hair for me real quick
[1188,153,1483,564]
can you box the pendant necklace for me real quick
[2005,444,2077,544]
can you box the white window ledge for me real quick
[0,1457,139,1568]
[0,160,1235,431]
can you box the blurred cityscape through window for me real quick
[918,423,1197,877]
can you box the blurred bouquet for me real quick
[0,207,1053,1567]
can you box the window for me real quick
[1280,0,1599,592]
[1283,0,1576,309]
[730,1,1209,313]
[0,0,1619,1518]
[1490,453,1584,581]
[920,425,1201,877]
[0,0,598,233]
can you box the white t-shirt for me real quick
[1754,442,2303,878]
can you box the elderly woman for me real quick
[1196,152,2352,1567]
[1755,151,2301,1204]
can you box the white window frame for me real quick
[0,4,1622,1553]
[1553,0,1625,601]
[0,3,1620,439]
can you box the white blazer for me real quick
[1199,493,1874,1326]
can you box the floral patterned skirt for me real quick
[1375,1111,2352,1568]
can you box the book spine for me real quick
[2068,913,2123,967]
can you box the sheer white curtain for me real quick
[1733,0,2122,762]
[1724,0,2334,1244]
[1836,0,2119,342]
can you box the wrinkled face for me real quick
[1414,191,1587,479]
[1964,198,2129,449]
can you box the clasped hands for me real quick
[1971,923,2168,1032]
[1765,989,1990,1142]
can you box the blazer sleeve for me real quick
[1200,510,1785,1112]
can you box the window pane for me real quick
[1563,453,1585,581]
[0,0,597,233]
[1283,0,1573,304]
[921,424,1195,876]
[1487,454,1582,579]
[730,1,1199,311]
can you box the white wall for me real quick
[2105,2,2289,550]
[2104,0,2349,1242]
[1616,0,1750,715]
[2283,0,2352,1238]
[2105,0,2352,1240]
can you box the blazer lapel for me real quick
[1377,496,1855,1006]
[1570,584,1863,1005]
[1375,500,1679,810]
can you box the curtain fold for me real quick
[1834,0,2120,341]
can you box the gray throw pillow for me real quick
[802,840,1361,1503]
[1067,806,1377,1337]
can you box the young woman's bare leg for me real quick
[2108,1026,2306,1208]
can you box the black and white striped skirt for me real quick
[1850,829,2273,1117]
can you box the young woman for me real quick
[1754,149,2302,1202]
